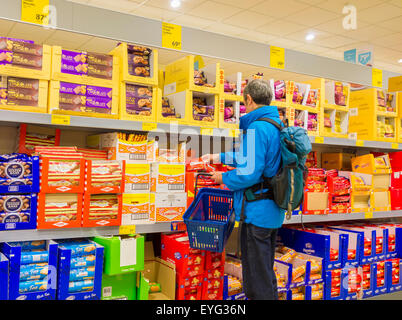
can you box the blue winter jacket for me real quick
[220,105,285,229]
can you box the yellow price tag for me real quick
[119,225,136,235]
[21,0,49,26]
[364,211,373,219]
[200,128,213,136]
[142,122,157,132]
[162,22,182,50]
[392,143,399,150]
[356,140,364,147]
[229,129,240,138]
[372,68,383,88]
[315,137,324,144]
[235,221,239,228]
[270,46,285,70]
[51,114,70,126]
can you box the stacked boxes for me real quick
[0,240,58,300]
[223,256,245,300]
[17,124,61,155]
[202,251,225,300]
[303,168,329,215]
[56,239,104,300]
[93,235,144,300]
[326,169,351,214]
[161,233,205,300]
[0,153,39,231]
[388,151,402,210]
[0,253,8,300]
[351,154,391,212]
[35,147,85,229]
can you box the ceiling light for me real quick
[399,59,402,64]
[305,33,315,41]
[170,0,181,8]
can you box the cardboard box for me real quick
[302,192,329,215]
[352,154,391,174]
[371,190,391,212]
[371,174,390,191]
[0,253,8,300]
[124,162,150,193]
[150,163,185,193]
[137,241,175,300]
[101,272,137,300]
[122,193,153,225]
[1,240,58,300]
[322,153,354,171]
[37,193,83,229]
[390,188,402,210]
[176,274,203,300]
[17,124,61,155]
[56,240,104,300]
[150,192,187,222]
[82,193,122,228]
[92,235,144,276]
[85,160,125,194]
[161,233,205,278]
[0,193,37,231]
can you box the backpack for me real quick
[242,117,312,220]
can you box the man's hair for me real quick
[243,79,273,106]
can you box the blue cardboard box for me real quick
[327,227,362,267]
[360,264,375,299]
[0,193,38,231]
[277,227,344,271]
[373,262,388,296]
[0,240,58,300]
[323,269,347,300]
[56,239,104,300]
[0,253,8,300]
[0,154,40,194]
[386,259,402,293]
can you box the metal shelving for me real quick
[1,210,402,242]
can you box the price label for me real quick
[171,222,186,231]
[235,221,239,228]
[364,211,373,219]
[119,225,136,235]
[270,46,285,70]
[51,114,70,126]
[392,143,399,150]
[200,128,213,136]
[162,22,182,50]
[372,68,383,88]
[356,140,364,147]
[315,137,324,144]
[229,129,240,138]
[21,0,49,26]
[142,122,157,132]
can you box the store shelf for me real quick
[284,210,402,225]
[0,222,173,242]
[310,135,402,150]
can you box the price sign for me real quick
[21,0,49,26]
[119,225,136,235]
[200,128,213,136]
[162,22,182,50]
[356,140,364,147]
[392,143,399,150]
[142,122,157,132]
[372,68,383,88]
[364,211,373,219]
[51,114,70,126]
[270,46,285,70]
[315,137,324,144]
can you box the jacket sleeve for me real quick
[220,151,238,167]
[221,123,269,192]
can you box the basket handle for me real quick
[194,173,215,197]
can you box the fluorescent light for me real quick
[170,0,181,8]
[398,59,402,64]
[305,33,315,41]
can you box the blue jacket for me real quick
[220,105,285,229]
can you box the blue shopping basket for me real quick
[183,182,235,253]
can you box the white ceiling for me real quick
[0,0,401,82]
[72,0,402,74]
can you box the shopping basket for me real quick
[183,174,235,253]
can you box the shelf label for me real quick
[270,46,285,70]
[372,68,383,88]
[21,0,49,26]
[162,22,182,51]
[119,225,136,235]
[365,211,373,219]
[356,140,364,147]
[235,221,239,228]
[51,114,70,126]
[392,143,399,150]
[142,122,157,132]
[200,128,213,136]
[315,137,324,144]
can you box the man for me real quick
[202,79,284,300]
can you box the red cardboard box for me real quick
[391,170,402,189]
[202,278,224,300]
[85,159,125,194]
[176,274,203,300]
[161,233,205,277]
[390,188,402,210]
[82,193,122,227]
[205,251,225,270]
[388,152,402,170]
[205,265,224,280]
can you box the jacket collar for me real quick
[240,105,280,130]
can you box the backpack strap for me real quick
[256,117,284,131]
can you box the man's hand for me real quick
[201,153,220,164]
[211,171,223,185]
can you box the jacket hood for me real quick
[240,105,280,130]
